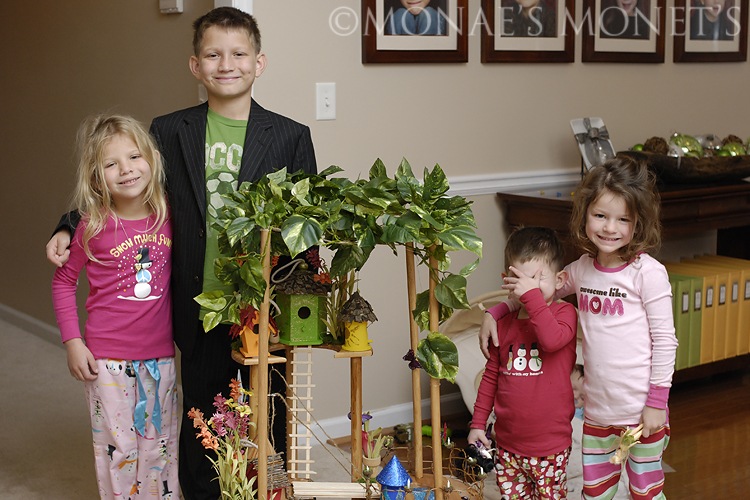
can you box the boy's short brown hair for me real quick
[192,6,262,56]
[504,226,566,273]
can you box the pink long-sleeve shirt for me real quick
[52,215,174,360]
[488,253,677,426]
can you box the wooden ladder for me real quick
[287,346,315,480]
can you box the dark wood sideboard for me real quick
[497,181,750,381]
[498,182,750,262]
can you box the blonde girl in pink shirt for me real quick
[52,115,177,499]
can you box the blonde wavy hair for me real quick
[570,156,662,263]
[72,114,168,260]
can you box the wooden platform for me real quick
[231,350,287,366]
[291,480,378,498]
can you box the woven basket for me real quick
[618,150,750,184]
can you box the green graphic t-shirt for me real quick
[200,109,247,319]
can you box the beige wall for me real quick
[1,0,747,427]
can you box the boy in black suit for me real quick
[47,7,317,499]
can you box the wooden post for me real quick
[350,356,364,481]
[428,251,444,500]
[405,243,423,478]
[256,229,272,500]
[250,365,260,436]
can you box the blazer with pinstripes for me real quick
[149,99,317,358]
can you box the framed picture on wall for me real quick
[361,0,469,63]
[480,0,575,62]
[673,0,748,62]
[581,0,666,62]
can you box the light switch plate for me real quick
[159,0,183,14]
[316,83,336,121]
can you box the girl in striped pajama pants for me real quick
[561,160,677,499]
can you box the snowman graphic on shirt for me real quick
[507,343,543,376]
[506,345,514,371]
[529,343,542,372]
[133,247,153,299]
[513,344,528,371]
[117,245,164,301]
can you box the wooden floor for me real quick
[334,369,750,498]
[663,368,750,498]
[436,367,750,498]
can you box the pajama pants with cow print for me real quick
[85,357,179,499]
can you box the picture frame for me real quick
[673,0,748,62]
[361,0,469,63]
[582,0,666,63]
[570,117,616,173]
[480,0,576,63]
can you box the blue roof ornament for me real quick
[376,455,410,488]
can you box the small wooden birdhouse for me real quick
[339,291,377,352]
[275,267,330,346]
[232,306,279,358]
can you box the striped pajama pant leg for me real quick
[582,422,670,500]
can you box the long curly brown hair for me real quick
[570,156,661,262]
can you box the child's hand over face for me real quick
[504,266,541,300]
[65,338,99,382]
[640,406,667,438]
[467,428,492,450]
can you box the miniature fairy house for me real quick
[275,266,330,346]
[376,456,410,499]
[339,291,377,352]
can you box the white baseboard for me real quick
[0,303,60,346]
[308,391,467,442]
[2,302,470,442]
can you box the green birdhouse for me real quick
[275,267,330,346]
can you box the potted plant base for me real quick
[363,455,382,469]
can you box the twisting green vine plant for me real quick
[195,158,483,361]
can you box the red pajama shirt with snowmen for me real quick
[471,289,578,497]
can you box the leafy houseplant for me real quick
[194,159,482,346]
[193,158,483,492]
[187,379,257,500]
[415,331,460,383]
